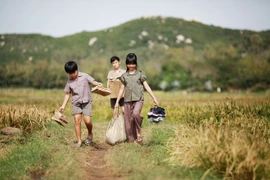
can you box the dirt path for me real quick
[73,121,127,180]
[80,142,124,180]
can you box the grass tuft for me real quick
[0,104,50,133]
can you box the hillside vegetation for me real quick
[0,16,269,91]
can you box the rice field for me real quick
[0,88,269,179]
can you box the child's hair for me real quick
[64,61,78,73]
[110,56,120,63]
[126,53,137,71]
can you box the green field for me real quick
[0,88,269,179]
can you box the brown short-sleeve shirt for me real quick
[64,72,94,106]
[107,69,126,98]
[120,70,147,102]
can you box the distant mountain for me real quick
[1,16,269,64]
[0,16,269,90]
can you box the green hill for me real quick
[0,16,269,91]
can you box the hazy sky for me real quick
[0,0,269,37]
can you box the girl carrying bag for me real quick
[105,113,127,145]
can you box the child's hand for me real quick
[97,82,103,87]
[153,99,159,107]
[113,106,119,118]
[58,107,64,113]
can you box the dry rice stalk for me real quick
[167,117,270,179]
[0,104,50,133]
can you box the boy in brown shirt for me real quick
[107,56,126,114]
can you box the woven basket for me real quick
[91,86,111,96]
[51,110,69,127]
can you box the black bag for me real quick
[147,106,166,123]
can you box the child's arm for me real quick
[143,81,159,106]
[91,81,103,87]
[59,92,70,113]
[107,72,110,88]
[113,84,125,117]
[107,80,110,89]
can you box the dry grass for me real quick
[167,100,270,179]
[0,104,50,133]
[1,88,270,179]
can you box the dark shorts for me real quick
[110,98,124,108]
[72,101,92,116]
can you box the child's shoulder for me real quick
[122,71,128,75]
[120,69,126,74]
[107,70,115,76]
[80,72,93,78]
[80,72,89,76]
[138,70,145,74]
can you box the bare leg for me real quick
[74,114,83,144]
[83,115,93,139]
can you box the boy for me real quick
[107,56,126,114]
[58,61,103,147]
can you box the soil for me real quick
[74,122,128,180]
[79,142,126,180]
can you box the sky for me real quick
[0,0,270,38]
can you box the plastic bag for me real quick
[105,114,127,145]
